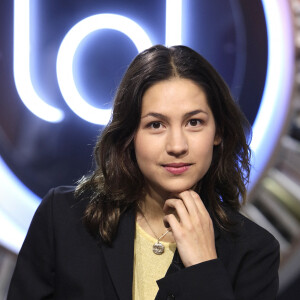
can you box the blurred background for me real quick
[0,0,299,298]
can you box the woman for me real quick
[8,45,279,299]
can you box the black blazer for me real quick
[8,186,279,300]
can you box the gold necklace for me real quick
[138,205,171,255]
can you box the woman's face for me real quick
[134,78,221,197]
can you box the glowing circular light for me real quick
[250,0,294,189]
[57,14,153,125]
[0,156,39,253]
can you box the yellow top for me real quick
[132,222,176,300]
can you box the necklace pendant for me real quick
[153,242,165,255]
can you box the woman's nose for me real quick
[165,129,188,157]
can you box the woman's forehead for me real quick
[141,78,210,115]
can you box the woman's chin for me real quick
[144,181,198,200]
[164,185,196,197]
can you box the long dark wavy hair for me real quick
[75,45,252,244]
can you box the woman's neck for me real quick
[136,189,175,243]
[140,187,167,219]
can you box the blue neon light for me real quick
[165,0,182,46]
[250,0,294,189]
[56,14,153,125]
[13,0,64,123]
[0,156,39,252]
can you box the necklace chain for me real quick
[137,204,171,255]
[142,212,171,241]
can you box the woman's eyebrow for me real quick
[141,109,208,120]
[141,112,168,121]
[184,109,208,118]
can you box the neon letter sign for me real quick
[56,14,152,125]
[14,0,182,125]
[13,0,64,123]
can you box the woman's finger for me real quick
[163,198,190,225]
[189,190,212,221]
[163,213,180,233]
[177,190,201,219]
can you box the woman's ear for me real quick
[213,134,222,146]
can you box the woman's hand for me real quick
[163,190,217,267]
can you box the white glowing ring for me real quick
[56,14,153,125]
[250,0,294,189]
[0,156,39,252]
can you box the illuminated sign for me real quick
[14,0,182,125]
[0,0,294,252]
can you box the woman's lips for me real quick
[163,163,192,175]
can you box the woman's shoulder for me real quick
[39,186,75,210]
[43,185,76,201]
[37,185,90,221]
[41,185,90,205]
[221,207,279,250]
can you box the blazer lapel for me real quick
[101,207,135,300]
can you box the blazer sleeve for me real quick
[156,229,280,300]
[7,189,56,300]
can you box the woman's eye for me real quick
[149,122,162,129]
[188,119,202,127]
